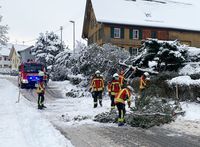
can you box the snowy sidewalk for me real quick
[0,79,73,147]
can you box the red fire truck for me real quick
[18,62,48,88]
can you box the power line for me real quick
[17,22,72,45]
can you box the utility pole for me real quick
[69,20,75,54]
[60,26,63,50]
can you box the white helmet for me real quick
[127,85,134,93]
[95,70,100,75]
[144,72,149,77]
[113,73,119,78]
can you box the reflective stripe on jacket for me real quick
[110,80,121,96]
[90,77,104,92]
[115,88,131,104]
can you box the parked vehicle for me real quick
[18,62,48,88]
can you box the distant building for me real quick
[82,0,200,55]
[8,44,29,71]
[18,46,35,63]
[0,46,11,69]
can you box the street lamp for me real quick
[69,20,75,54]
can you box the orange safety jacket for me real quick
[115,88,131,104]
[139,75,147,90]
[119,74,125,86]
[36,82,45,94]
[90,77,104,92]
[110,79,121,96]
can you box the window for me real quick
[129,47,138,56]
[151,31,157,38]
[133,29,139,39]
[114,28,121,38]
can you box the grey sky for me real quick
[0,0,86,48]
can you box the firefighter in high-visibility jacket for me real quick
[138,72,150,108]
[119,71,125,87]
[109,73,121,110]
[36,78,46,109]
[90,70,104,108]
[115,86,134,126]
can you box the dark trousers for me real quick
[110,95,115,109]
[38,93,45,108]
[116,103,126,123]
[92,91,102,108]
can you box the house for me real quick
[0,45,11,69]
[8,44,29,71]
[82,0,200,55]
[17,46,35,63]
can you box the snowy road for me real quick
[2,76,200,147]
[0,78,73,147]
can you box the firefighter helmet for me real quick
[95,70,100,75]
[113,73,119,78]
[144,72,149,77]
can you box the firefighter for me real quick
[115,85,134,126]
[109,73,121,110]
[90,70,104,108]
[36,78,46,109]
[119,70,125,87]
[137,72,150,108]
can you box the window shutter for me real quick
[121,27,124,39]
[129,28,133,39]
[111,27,114,38]
[139,29,143,40]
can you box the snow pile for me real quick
[0,79,73,147]
[187,47,200,62]
[164,102,200,136]
[179,64,200,75]
[168,76,200,86]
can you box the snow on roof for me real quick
[91,0,200,31]
[0,46,10,56]
[12,44,29,52]
[0,43,29,52]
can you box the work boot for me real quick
[42,104,47,108]
[99,101,102,107]
[94,104,97,108]
[38,105,43,110]
[118,122,124,126]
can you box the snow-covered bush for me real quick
[31,32,65,69]
[132,39,188,71]
[51,43,130,81]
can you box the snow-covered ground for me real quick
[0,79,73,147]
[43,80,114,126]
[1,75,200,147]
[163,102,200,136]
[46,80,200,136]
